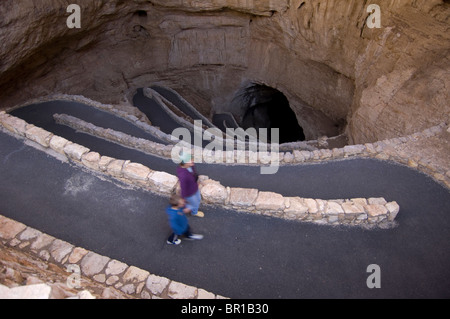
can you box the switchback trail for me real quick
[2,100,450,298]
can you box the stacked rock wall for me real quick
[0,215,223,299]
[0,107,406,228]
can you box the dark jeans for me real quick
[168,227,192,243]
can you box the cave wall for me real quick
[0,0,448,143]
[349,2,450,143]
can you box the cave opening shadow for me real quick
[241,84,305,144]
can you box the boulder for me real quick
[284,197,309,220]
[49,136,70,154]
[200,180,228,204]
[106,159,126,177]
[80,252,110,277]
[386,201,400,221]
[64,143,90,161]
[81,152,101,170]
[229,188,258,208]
[254,191,285,211]
[25,126,53,147]
[0,216,27,240]
[123,162,151,184]
[148,171,178,194]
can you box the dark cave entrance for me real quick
[240,84,305,144]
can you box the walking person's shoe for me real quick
[193,211,205,218]
[186,234,204,240]
[167,239,182,245]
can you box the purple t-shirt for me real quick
[177,166,198,198]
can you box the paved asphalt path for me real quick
[11,100,166,145]
[2,101,450,298]
[151,86,213,127]
[133,88,187,136]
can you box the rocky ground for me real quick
[0,243,134,299]
[397,128,450,179]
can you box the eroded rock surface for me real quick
[0,0,448,143]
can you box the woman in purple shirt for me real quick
[177,152,205,218]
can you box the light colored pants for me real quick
[185,190,201,216]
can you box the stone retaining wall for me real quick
[53,113,175,159]
[0,110,400,228]
[0,214,224,299]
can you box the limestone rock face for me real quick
[150,0,289,16]
[0,0,448,143]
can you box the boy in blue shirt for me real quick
[166,193,203,245]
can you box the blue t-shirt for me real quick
[166,206,189,235]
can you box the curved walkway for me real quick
[133,88,186,137]
[3,98,450,298]
[151,85,215,128]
